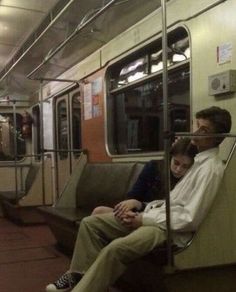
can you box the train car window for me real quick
[107,27,190,155]
[57,99,69,159]
[32,105,41,161]
[0,113,26,160]
[71,91,82,157]
[117,56,149,86]
[150,36,189,73]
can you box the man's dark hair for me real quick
[196,106,232,145]
[170,138,198,162]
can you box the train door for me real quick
[55,87,81,197]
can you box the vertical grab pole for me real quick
[40,80,46,205]
[13,100,18,200]
[161,0,174,271]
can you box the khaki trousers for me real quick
[70,213,166,292]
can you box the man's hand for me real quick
[115,210,143,229]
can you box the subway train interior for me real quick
[1,0,236,291]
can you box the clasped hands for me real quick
[113,199,143,229]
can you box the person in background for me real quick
[92,138,198,216]
[46,106,231,292]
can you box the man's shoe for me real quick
[46,272,82,292]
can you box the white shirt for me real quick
[142,148,225,246]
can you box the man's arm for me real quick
[142,159,224,232]
[170,169,223,231]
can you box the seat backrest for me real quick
[126,162,145,193]
[55,153,87,207]
[76,162,136,211]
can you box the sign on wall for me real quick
[217,43,232,64]
[83,77,102,120]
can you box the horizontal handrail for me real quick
[176,132,236,138]
[0,163,31,168]
[43,148,86,153]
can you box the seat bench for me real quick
[39,156,145,251]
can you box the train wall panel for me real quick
[80,69,111,162]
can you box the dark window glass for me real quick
[57,100,68,159]
[71,92,82,157]
[32,106,41,161]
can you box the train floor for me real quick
[0,216,70,292]
[0,216,123,292]
[1,215,236,292]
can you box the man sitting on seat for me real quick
[46,106,232,292]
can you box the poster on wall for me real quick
[92,77,102,118]
[83,77,102,120]
[84,83,92,120]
